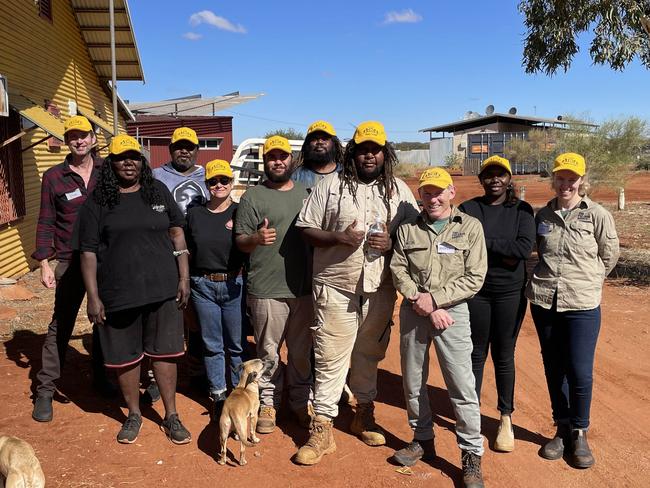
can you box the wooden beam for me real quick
[86,43,133,48]
[93,61,140,66]
[0,126,37,149]
[74,7,126,13]
[80,26,131,32]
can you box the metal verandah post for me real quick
[110,0,118,134]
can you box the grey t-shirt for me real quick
[235,182,311,298]
[153,162,208,216]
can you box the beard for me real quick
[265,167,292,183]
[303,144,335,169]
[357,164,382,183]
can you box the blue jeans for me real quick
[531,302,601,429]
[190,275,246,396]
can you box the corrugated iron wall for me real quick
[0,0,125,277]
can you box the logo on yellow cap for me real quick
[353,121,386,146]
[64,115,93,134]
[553,152,586,176]
[109,134,141,156]
[307,120,336,137]
[263,135,292,155]
[418,167,453,189]
[171,127,199,146]
[480,155,512,175]
[205,159,234,180]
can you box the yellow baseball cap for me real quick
[263,135,292,155]
[480,155,512,175]
[205,159,234,180]
[419,167,454,189]
[553,152,586,176]
[307,120,336,137]
[64,115,93,134]
[354,121,387,146]
[171,127,199,146]
[109,134,141,156]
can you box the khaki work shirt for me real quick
[296,173,419,294]
[390,207,487,308]
[526,196,620,312]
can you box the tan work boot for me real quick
[256,406,276,434]
[294,415,336,465]
[293,403,315,429]
[494,414,515,452]
[350,402,385,446]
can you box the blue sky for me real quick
[119,1,649,143]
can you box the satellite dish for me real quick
[463,111,472,120]
[557,115,563,121]
[486,104,495,115]
[469,111,480,119]
[508,107,517,115]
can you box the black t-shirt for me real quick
[185,203,245,275]
[78,180,185,312]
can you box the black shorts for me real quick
[99,298,185,368]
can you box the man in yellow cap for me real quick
[390,167,488,488]
[235,135,314,434]
[294,121,419,465]
[292,120,343,189]
[32,115,114,422]
[152,126,210,394]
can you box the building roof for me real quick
[420,113,595,133]
[128,93,264,116]
[70,0,144,81]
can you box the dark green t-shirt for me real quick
[235,182,311,298]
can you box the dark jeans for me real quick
[36,259,106,396]
[531,302,601,429]
[468,288,526,414]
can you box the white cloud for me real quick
[183,32,203,41]
[189,10,247,34]
[382,9,423,25]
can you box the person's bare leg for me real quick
[116,362,142,415]
[152,359,177,418]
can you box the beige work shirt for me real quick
[526,196,620,312]
[296,173,419,294]
[390,207,487,308]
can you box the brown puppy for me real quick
[0,436,45,488]
[217,359,268,466]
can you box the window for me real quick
[38,0,53,21]
[0,109,26,225]
[198,138,222,150]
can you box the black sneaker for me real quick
[32,395,53,422]
[161,413,191,444]
[117,413,142,444]
[143,381,161,404]
[393,439,436,466]
[461,451,484,488]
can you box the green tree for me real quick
[263,128,304,140]
[504,129,555,173]
[519,0,650,74]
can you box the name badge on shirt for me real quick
[537,222,553,235]
[437,242,456,254]
[65,189,82,201]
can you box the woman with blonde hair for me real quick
[527,152,619,468]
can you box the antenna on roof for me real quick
[508,107,517,115]
[485,104,495,115]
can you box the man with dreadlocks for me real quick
[294,121,419,465]
[291,120,343,190]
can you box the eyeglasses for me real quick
[207,176,232,187]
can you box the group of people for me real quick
[30,115,619,488]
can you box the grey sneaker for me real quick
[32,395,53,422]
[143,380,161,404]
[117,413,142,444]
[161,413,191,444]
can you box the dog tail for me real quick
[232,417,254,447]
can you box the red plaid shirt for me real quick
[32,154,103,262]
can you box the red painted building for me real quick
[127,115,233,169]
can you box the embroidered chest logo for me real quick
[451,231,465,239]
[577,212,591,222]
[151,204,166,213]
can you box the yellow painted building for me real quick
[0,0,144,277]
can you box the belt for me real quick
[201,270,241,282]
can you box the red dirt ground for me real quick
[1,173,648,487]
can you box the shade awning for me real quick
[9,94,65,141]
[77,106,115,135]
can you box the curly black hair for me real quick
[296,133,345,169]
[339,139,400,223]
[93,154,163,209]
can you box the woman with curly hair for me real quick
[77,134,192,445]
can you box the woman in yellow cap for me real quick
[184,159,247,418]
[527,152,619,468]
[459,155,535,453]
[77,134,192,445]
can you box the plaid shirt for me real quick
[32,154,103,262]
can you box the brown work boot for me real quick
[294,415,336,465]
[494,414,515,452]
[350,402,385,446]
[461,451,484,488]
[292,403,314,429]
[256,406,276,434]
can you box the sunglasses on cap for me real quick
[207,176,232,187]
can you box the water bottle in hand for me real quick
[367,215,385,259]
